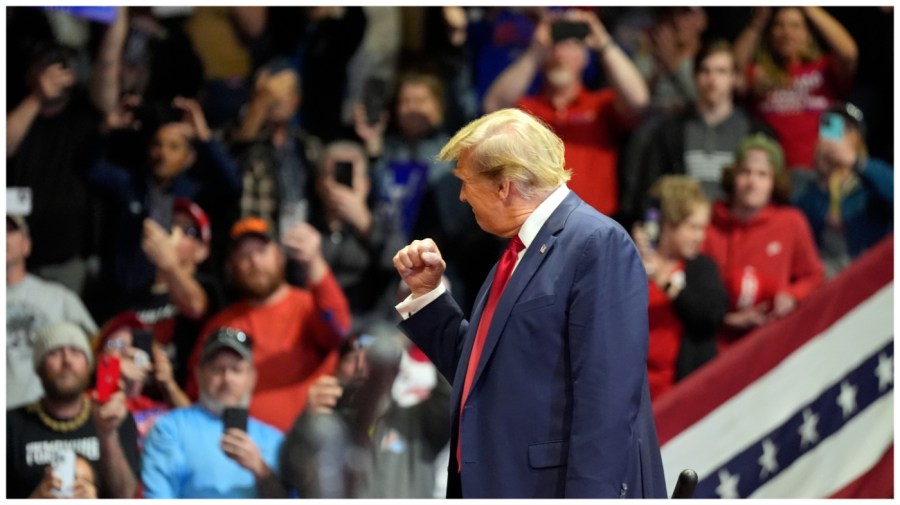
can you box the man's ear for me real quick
[497,176,512,200]
[23,234,32,259]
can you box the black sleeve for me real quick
[672,255,728,337]
[6,408,27,498]
[617,114,667,229]
[117,411,142,480]
[673,255,729,381]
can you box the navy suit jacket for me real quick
[400,192,667,498]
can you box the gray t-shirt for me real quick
[683,109,754,201]
[7,274,97,408]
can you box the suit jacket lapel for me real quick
[470,191,582,390]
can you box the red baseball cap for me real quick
[92,311,146,354]
[173,198,211,245]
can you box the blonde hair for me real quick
[438,108,571,198]
[649,175,709,226]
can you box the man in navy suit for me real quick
[392,108,667,498]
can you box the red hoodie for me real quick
[703,201,824,314]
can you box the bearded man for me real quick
[185,217,351,432]
[6,322,139,498]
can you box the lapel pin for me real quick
[539,244,547,254]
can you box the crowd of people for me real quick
[6,6,893,498]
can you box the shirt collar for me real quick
[517,185,570,249]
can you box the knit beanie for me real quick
[33,322,94,370]
[736,133,786,175]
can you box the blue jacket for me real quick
[400,192,667,498]
[794,157,894,258]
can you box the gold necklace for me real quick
[27,396,92,432]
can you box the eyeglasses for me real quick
[105,339,128,351]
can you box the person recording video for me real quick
[141,327,286,498]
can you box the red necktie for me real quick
[457,235,525,471]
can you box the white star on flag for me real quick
[798,408,820,448]
[758,438,779,479]
[874,352,893,392]
[836,380,858,418]
[715,469,740,499]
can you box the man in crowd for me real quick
[130,198,225,387]
[7,215,97,408]
[141,327,285,498]
[620,40,775,226]
[7,322,140,498]
[185,217,351,432]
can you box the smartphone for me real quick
[819,113,845,141]
[95,355,121,404]
[643,207,661,248]
[334,161,354,187]
[148,197,174,231]
[552,21,590,43]
[132,328,155,366]
[6,187,32,216]
[362,77,389,125]
[50,448,76,498]
[223,407,249,432]
[279,200,308,241]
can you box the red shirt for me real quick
[646,266,684,401]
[518,86,628,216]
[703,202,824,345]
[747,54,851,168]
[186,271,351,432]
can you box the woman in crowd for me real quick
[633,175,727,400]
[703,134,824,349]
[734,7,857,183]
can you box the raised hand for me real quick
[393,239,446,297]
[221,428,270,478]
[172,96,211,142]
[141,218,181,272]
[92,390,128,435]
[306,374,344,414]
[34,63,76,103]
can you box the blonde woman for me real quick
[632,175,727,400]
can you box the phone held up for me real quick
[95,355,121,404]
[50,448,76,498]
[333,161,354,188]
[131,328,155,369]
[819,112,845,141]
[362,77,389,125]
[223,407,249,433]
[551,20,590,43]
